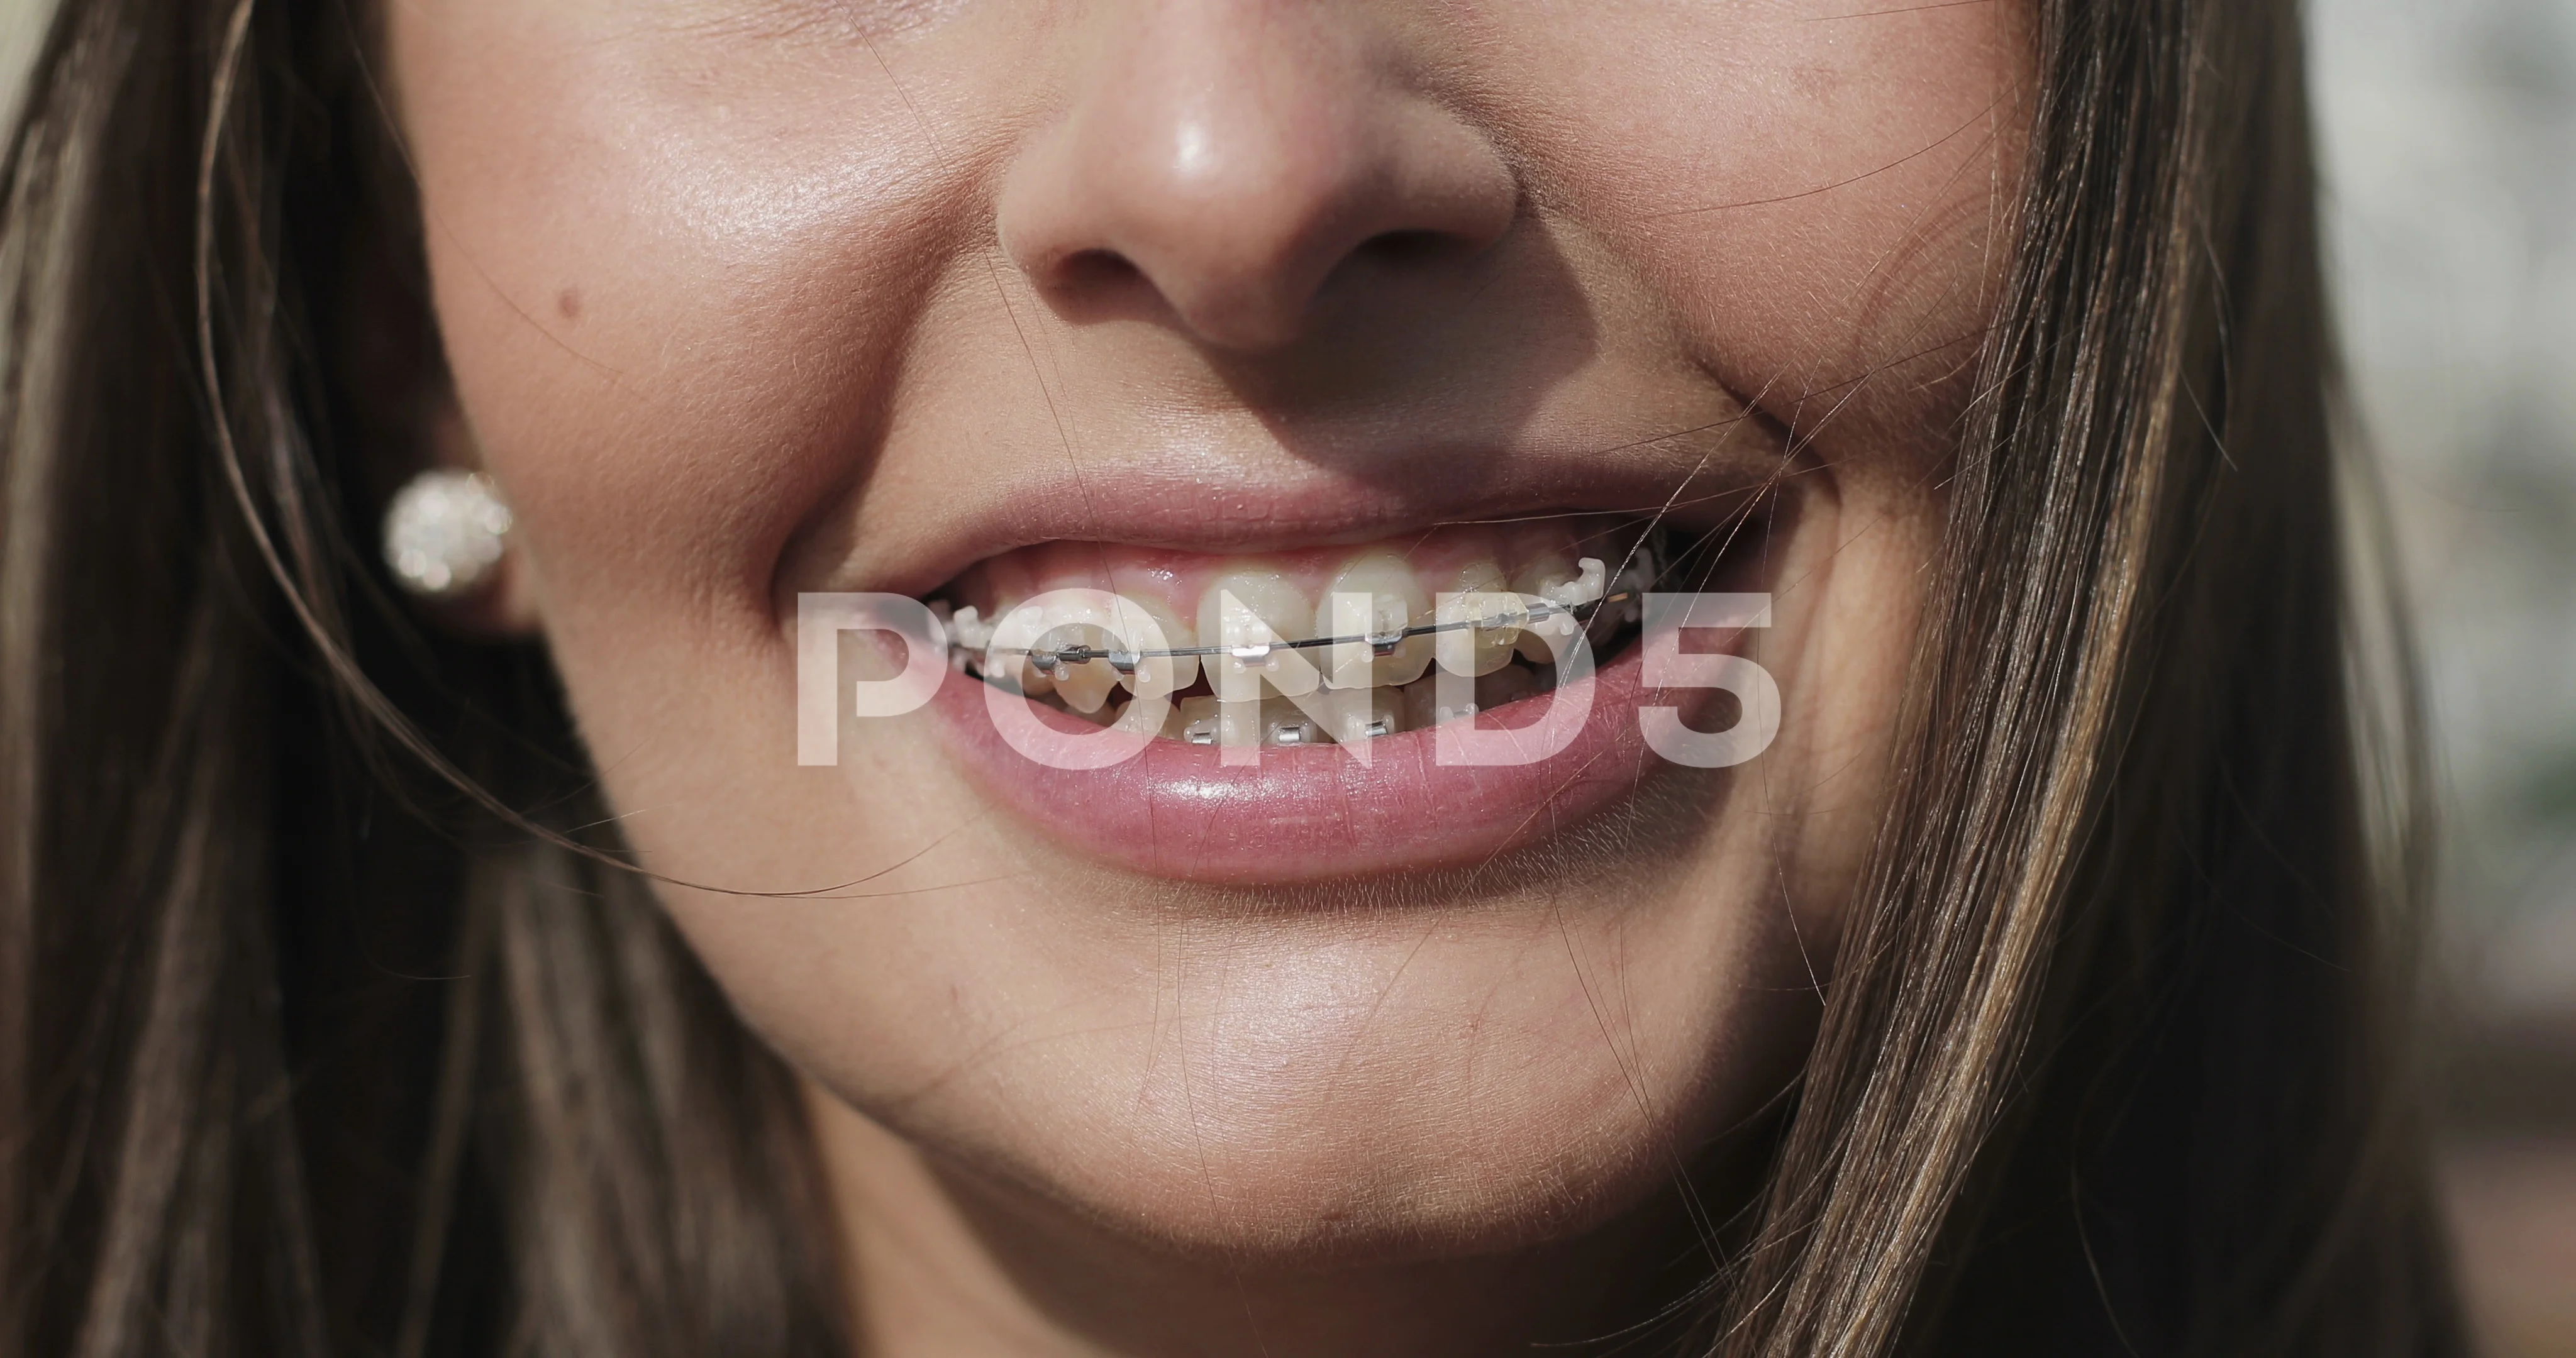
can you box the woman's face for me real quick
[391,0,2021,1276]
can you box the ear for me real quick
[338,204,545,642]
[406,397,546,641]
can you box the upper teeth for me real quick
[926,521,1674,749]
[946,553,1621,686]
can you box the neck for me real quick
[803,1084,1741,1358]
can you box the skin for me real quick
[387,1,2027,1353]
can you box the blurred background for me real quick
[2315,1,2576,1354]
[0,0,2568,1351]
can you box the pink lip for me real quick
[925,643,1679,885]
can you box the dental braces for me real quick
[941,554,1654,678]
[991,592,1638,675]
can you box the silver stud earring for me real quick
[382,469,514,600]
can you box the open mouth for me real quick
[924,513,1692,745]
[899,506,1771,885]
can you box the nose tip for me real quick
[996,11,1517,353]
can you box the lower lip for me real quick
[925,645,1675,884]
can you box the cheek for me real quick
[391,9,996,911]
[394,2,984,660]
[1465,1,2028,455]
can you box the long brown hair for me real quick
[0,1,2466,1354]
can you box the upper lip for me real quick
[821,422,1791,603]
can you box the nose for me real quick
[996,1,1518,353]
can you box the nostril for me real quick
[1055,248,1143,291]
[1357,228,1460,267]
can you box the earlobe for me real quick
[474,535,546,638]
[430,511,544,640]
[381,404,545,639]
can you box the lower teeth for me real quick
[972,643,1617,746]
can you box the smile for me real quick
[896,509,1775,884]
[928,514,1662,747]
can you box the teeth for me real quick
[1316,552,1432,689]
[1123,594,1199,700]
[1024,595,1134,714]
[949,605,995,654]
[1199,570,1321,699]
[1169,695,1226,746]
[997,590,1195,713]
[1510,555,1583,665]
[945,524,1660,742]
[1259,698,1324,747]
[1322,686,1406,744]
[1162,687,1413,747]
[1434,560,1523,678]
[994,604,1060,697]
[1162,693,1324,748]
[1048,624,1121,713]
[929,600,972,672]
[1009,659,1058,698]
[1548,558,1607,609]
[1401,679,1478,732]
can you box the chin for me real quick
[749,805,1820,1266]
[944,1078,1702,1266]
